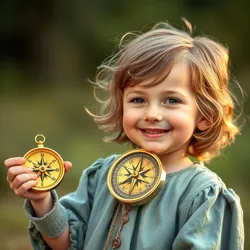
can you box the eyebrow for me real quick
[125,90,146,97]
[125,89,187,99]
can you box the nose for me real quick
[144,105,163,122]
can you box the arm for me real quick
[41,228,70,250]
[31,193,70,250]
[5,157,72,249]
[173,185,244,250]
[24,157,107,250]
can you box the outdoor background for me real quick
[0,1,249,249]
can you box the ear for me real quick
[196,118,211,131]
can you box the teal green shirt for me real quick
[24,155,244,249]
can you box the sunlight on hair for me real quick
[86,18,243,163]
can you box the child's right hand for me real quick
[4,157,72,202]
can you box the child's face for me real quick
[123,60,200,159]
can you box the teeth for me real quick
[144,130,165,134]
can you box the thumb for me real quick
[64,161,72,173]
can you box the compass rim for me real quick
[107,149,165,205]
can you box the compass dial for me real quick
[107,149,166,206]
[24,147,64,191]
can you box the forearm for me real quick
[31,192,53,217]
[31,192,71,248]
[42,225,70,250]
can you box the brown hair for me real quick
[87,19,241,162]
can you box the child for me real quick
[5,19,244,249]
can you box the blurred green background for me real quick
[0,1,249,249]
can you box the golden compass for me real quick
[107,149,166,206]
[23,134,65,192]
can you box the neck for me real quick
[158,149,193,175]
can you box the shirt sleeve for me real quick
[172,184,244,250]
[23,157,105,250]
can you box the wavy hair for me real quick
[87,19,242,162]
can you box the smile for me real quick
[139,128,169,138]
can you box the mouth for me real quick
[139,128,170,138]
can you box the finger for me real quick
[10,172,38,190]
[7,166,34,183]
[14,179,38,198]
[64,161,72,173]
[4,157,26,168]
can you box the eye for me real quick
[164,98,180,104]
[130,97,145,104]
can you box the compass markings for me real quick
[111,152,162,201]
[47,159,56,168]
[118,176,133,185]
[39,152,46,166]
[27,159,39,168]
[128,178,137,194]
[28,152,59,187]
[118,155,155,196]
[123,166,133,176]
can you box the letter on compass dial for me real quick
[119,156,150,195]
[29,152,58,186]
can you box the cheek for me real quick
[123,112,136,130]
[170,111,196,129]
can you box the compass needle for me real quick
[41,173,45,183]
[41,152,45,165]
[123,166,133,175]
[138,156,144,172]
[137,175,150,184]
[128,178,137,195]
[119,176,133,185]
[28,159,39,168]
[46,168,57,172]
[134,159,140,172]
[44,171,50,176]
[139,168,151,176]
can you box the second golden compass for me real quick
[23,134,65,192]
[107,149,166,206]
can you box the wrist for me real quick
[31,191,51,204]
[31,192,53,217]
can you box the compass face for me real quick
[108,149,165,205]
[24,147,64,191]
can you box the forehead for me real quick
[126,60,192,93]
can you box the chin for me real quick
[150,149,167,156]
[140,145,167,155]
[130,139,167,155]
